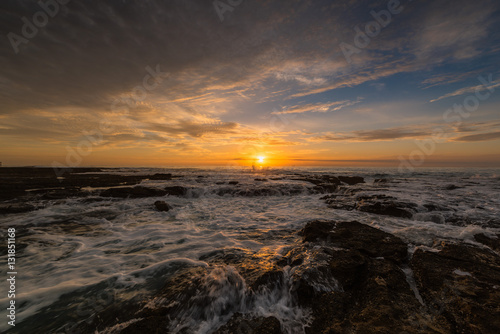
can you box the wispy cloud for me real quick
[453,131,500,142]
[271,98,362,115]
[312,120,500,142]
[430,80,500,102]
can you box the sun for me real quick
[257,156,265,163]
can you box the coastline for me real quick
[1,167,499,333]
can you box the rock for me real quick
[410,242,500,333]
[100,186,167,198]
[214,313,282,334]
[299,221,408,263]
[312,183,339,193]
[154,201,172,212]
[291,174,341,186]
[374,178,389,184]
[445,184,461,190]
[423,203,453,212]
[0,167,179,201]
[474,233,500,252]
[254,178,268,182]
[338,176,365,185]
[148,173,172,180]
[228,181,239,185]
[30,220,499,334]
[299,220,336,243]
[321,193,417,219]
[357,201,415,218]
[321,175,341,185]
[164,186,188,196]
[0,202,36,214]
[40,187,87,200]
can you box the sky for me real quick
[1,0,500,168]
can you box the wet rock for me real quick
[423,203,453,212]
[410,242,500,333]
[292,177,323,185]
[100,186,167,198]
[357,201,415,218]
[299,221,408,263]
[120,317,170,334]
[228,181,239,185]
[0,167,179,201]
[299,220,336,243]
[338,176,365,185]
[39,187,87,200]
[35,220,500,334]
[321,175,341,185]
[148,173,172,180]
[291,174,341,186]
[214,313,282,334]
[322,193,417,219]
[292,221,424,333]
[473,233,500,252]
[154,200,172,212]
[164,186,188,196]
[312,183,339,193]
[0,202,36,214]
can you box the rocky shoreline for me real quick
[38,220,497,334]
[2,167,499,333]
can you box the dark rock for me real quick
[299,221,408,263]
[321,175,341,185]
[164,186,188,196]
[299,220,336,243]
[40,187,87,200]
[154,201,172,212]
[474,233,500,252]
[292,177,323,185]
[100,186,167,198]
[423,203,453,212]
[0,202,36,214]
[254,178,268,182]
[445,184,461,190]
[0,167,180,201]
[228,181,239,185]
[312,183,339,193]
[410,243,500,333]
[148,173,172,180]
[338,176,365,185]
[357,201,415,218]
[214,313,282,334]
[120,317,170,334]
[26,219,499,334]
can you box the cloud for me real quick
[312,120,500,143]
[453,131,500,142]
[412,1,496,62]
[430,80,500,102]
[271,98,362,115]
[421,71,480,89]
[314,126,434,142]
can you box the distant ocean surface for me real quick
[1,167,499,333]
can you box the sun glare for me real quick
[257,156,265,163]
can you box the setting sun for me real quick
[257,156,265,163]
